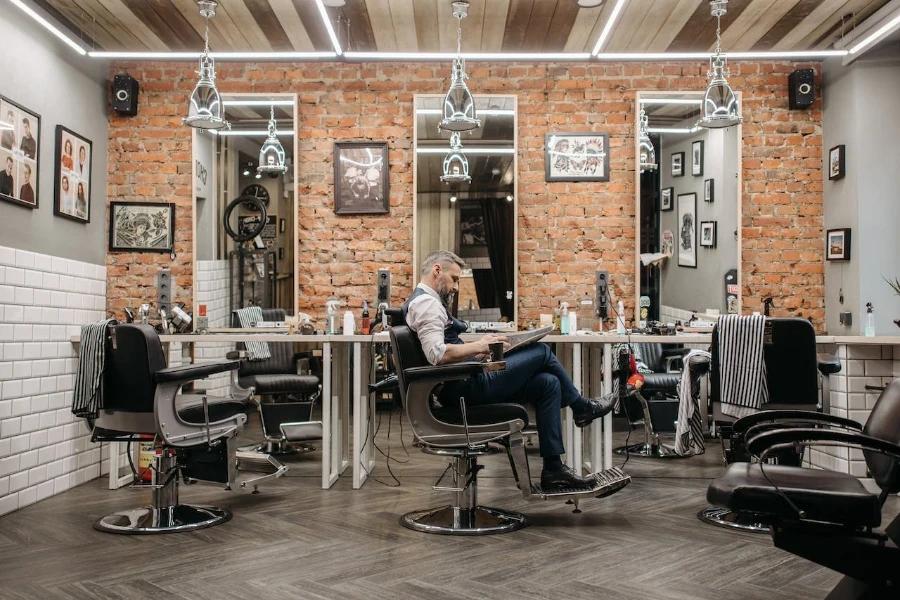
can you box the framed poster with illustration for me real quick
[700,221,717,248]
[661,187,673,211]
[671,151,684,177]
[677,192,697,268]
[828,144,845,180]
[826,228,851,261]
[0,94,41,209]
[692,140,704,176]
[109,202,175,252]
[545,132,609,181]
[333,141,389,214]
[704,178,714,202]
[53,125,92,223]
[459,208,487,247]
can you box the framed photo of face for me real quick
[692,140,704,176]
[333,141,389,214]
[0,94,41,210]
[661,187,673,211]
[700,221,717,248]
[54,125,92,223]
[671,152,684,177]
[677,192,697,268]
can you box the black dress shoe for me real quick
[572,393,616,428]
[541,465,596,492]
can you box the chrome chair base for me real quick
[240,439,315,455]
[697,507,771,533]
[614,442,685,458]
[400,505,527,535]
[93,504,232,535]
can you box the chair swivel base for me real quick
[93,504,232,535]
[241,439,315,456]
[400,505,527,535]
[614,442,684,458]
[697,507,771,534]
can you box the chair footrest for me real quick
[280,421,323,442]
[527,467,631,500]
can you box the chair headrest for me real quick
[864,378,900,493]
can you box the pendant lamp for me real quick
[699,1,741,129]
[638,109,657,172]
[183,1,229,130]
[441,132,471,184]
[257,106,287,176]
[439,2,480,133]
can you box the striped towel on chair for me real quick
[675,350,710,456]
[718,314,768,419]
[235,306,271,360]
[72,319,116,419]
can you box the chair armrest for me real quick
[155,359,240,384]
[734,410,862,437]
[226,350,250,360]
[368,374,399,394]
[404,361,505,383]
[817,353,841,376]
[747,427,900,461]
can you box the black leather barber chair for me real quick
[615,342,691,458]
[707,378,900,599]
[90,324,286,534]
[389,325,631,535]
[699,317,841,532]
[231,308,322,455]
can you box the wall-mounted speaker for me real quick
[113,74,139,116]
[788,69,814,110]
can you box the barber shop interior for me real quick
[3,0,900,597]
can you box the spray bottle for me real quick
[361,301,371,335]
[865,302,875,337]
[616,300,627,334]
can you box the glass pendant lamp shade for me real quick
[699,55,741,129]
[439,2,480,133]
[257,107,287,176]
[183,1,229,131]
[638,109,657,172]
[441,133,471,184]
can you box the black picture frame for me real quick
[826,228,851,261]
[333,141,389,214]
[109,202,176,252]
[700,221,717,248]
[677,192,697,268]
[828,144,845,181]
[671,151,684,177]
[545,132,610,182]
[691,140,704,176]
[0,94,41,210]
[704,178,714,202]
[661,187,673,211]
[53,125,92,223]
[459,208,487,248]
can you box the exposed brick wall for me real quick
[106,61,825,329]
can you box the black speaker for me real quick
[112,74,139,116]
[788,69,814,109]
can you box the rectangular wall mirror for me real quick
[413,94,518,329]
[635,91,742,326]
[192,92,298,324]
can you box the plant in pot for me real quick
[885,275,900,329]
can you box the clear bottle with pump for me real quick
[580,293,594,332]
[325,296,340,334]
[560,302,570,335]
[865,302,875,337]
[361,301,371,335]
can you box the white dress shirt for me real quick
[406,283,450,365]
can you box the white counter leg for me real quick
[603,343,613,470]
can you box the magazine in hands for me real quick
[504,325,554,354]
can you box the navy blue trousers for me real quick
[442,343,584,458]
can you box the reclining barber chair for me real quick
[706,378,900,599]
[231,308,322,455]
[614,343,692,458]
[389,324,631,535]
[698,317,841,532]
[90,324,286,534]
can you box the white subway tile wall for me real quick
[194,261,232,396]
[0,245,107,516]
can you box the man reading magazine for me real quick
[403,251,615,491]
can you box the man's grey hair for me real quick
[421,250,465,276]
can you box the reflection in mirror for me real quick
[192,93,297,321]
[414,95,517,328]
[636,92,741,327]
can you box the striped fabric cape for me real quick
[234,306,272,360]
[72,319,117,419]
[717,314,768,419]
[675,350,710,456]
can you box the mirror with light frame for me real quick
[413,94,518,329]
[635,91,742,326]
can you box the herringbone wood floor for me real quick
[1,410,894,600]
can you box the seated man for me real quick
[405,251,615,491]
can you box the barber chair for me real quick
[699,317,841,532]
[614,343,691,458]
[389,325,630,535]
[231,308,322,455]
[706,378,900,599]
[90,324,286,534]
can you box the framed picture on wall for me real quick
[671,152,684,177]
[677,192,697,268]
[545,132,609,181]
[333,141,389,214]
[692,140,704,176]
[704,178,714,202]
[828,144,845,180]
[826,228,851,261]
[0,94,41,210]
[109,202,175,252]
[459,208,487,248]
[661,187,673,211]
[700,221,717,248]
[53,125,92,223]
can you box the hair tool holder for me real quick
[224,194,275,312]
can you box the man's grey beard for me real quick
[437,282,454,310]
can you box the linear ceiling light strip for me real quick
[9,0,87,55]
[314,0,343,56]
[591,0,629,56]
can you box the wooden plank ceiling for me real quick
[36,0,890,53]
